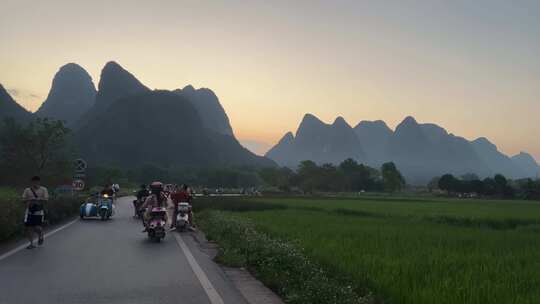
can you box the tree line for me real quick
[0,118,265,188]
[4,117,538,200]
[0,118,72,186]
[0,118,407,193]
[259,159,405,193]
[432,173,540,199]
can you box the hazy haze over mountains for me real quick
[266,114,365,168]
[512,152,540,178]
[353,120,393,166]
[267,114,540,184]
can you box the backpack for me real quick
[28,188,44,214]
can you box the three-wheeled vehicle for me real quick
[80,193,114,220]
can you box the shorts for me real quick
[25,214,44,227]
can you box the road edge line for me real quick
[174,233,225,304]
[0,218,79,262]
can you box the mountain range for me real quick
[267,114,540,184]
[2,62,539,182]
[0,61,274,169]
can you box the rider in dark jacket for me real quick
[100,184,115,197]
[133,184,150,217]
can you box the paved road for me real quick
[0,197,247,304]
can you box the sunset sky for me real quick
[1,0,539,159]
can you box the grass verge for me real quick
[198,210,375,304]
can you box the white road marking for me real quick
[174,233,225,304]
[0,218,79,262]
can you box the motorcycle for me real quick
[145,206,167,242]
[175,202,191,231]
[80,193,114,220]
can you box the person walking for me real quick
[22,176,49,249]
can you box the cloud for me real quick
[239,139,272,156]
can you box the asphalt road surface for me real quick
[0,197,247,304]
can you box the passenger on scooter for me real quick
[140,181,167,231]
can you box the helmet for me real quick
[150,181,163,191]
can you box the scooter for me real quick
[175,202,192,232]
[80,193,114,220]
[145,206,167,242]
[97,194,114,221]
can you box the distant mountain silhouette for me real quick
[76,90,274,168]
[174,85,233,136]
[75,61,149,128]
[36,63,96,125]
[265,132,295,166]
[511,152,540,178]
[354,120,392,166]
[265,114,365,168]
[0,84,32,122]
[94,61,149,110]
[386,117,490,183]
[267,114,537,184]
[470,137,526,178]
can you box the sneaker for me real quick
[26,244,36,249]
[38,236,44,246]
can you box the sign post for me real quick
[73,159,87,191]
[72,179,85,191]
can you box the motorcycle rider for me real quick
[100,183,115,197]
[133,184,150,218]
[171,184,194,230]
[140,181,167,232]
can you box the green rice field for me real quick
[197,196,540,304]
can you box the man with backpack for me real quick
[22,176,49,249]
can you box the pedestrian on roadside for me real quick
[22,176,49,249]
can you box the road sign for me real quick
[74,159,87,173]
[73,173,86,179]
[72,179,85,191]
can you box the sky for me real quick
[1,0,539,159]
